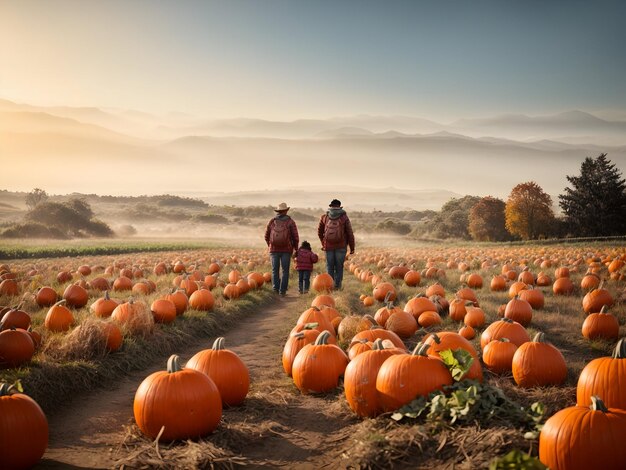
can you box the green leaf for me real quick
[489,450,547,470]
[439,348,474,381]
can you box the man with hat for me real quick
[264,202,299,296]
[318,199,355,290]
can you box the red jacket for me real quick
[265,215,299,253]
[318,211,355,252]
[295,248,319,271]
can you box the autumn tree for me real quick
[25,188,49,210]
[469,196,509,241]
[505,182,555,240]
[559,154,626,236]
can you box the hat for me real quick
[329,199,342,208]
[274,202,290,212]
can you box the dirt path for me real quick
[37,294,358,469]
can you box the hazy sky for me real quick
[1,0,626,121]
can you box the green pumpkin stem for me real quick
[371,338,385,351]
[590,396,609,413]
[411,342,430,356]
[532,332,546,343]
[314,330,332,345]
[104,291,110,300]
[167,355,182,373]
[303,322,319,330]
[499,337,511,343]
[430,333,442,344]
[212,337,225,350]
[600,305,608,314]
[364,314,377,324]
[612,338,626,359]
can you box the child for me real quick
[294,241,319,294]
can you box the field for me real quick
[1,240,625,469]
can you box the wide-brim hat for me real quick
[274,202,290,212]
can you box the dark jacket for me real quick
[265,215,299,253]
[318,208,355,252]
[295,248,319,271]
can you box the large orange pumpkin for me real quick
[512,332,567,388]
[577,339,626,409]
[292,331,349,394]
[133,355,222,441]
[186,337,250,406]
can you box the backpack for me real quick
[324,216,345,245]
[270,218,291,249]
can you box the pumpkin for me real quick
[384,307,418,339]
[372,282,396,302]
[282,327,321,376]
[508,281,528,298]
[582,306,619,340]
[44,300,75,332]
[134,355,222,441]
[554,266,570,279]
[458,325,476,340]
[150,299,177,324]
[552,277,574,295]
[425,283,445,297]
[292,331,349,394]
[0,382,48,469]
[481,318,530,349]
[189,288,215,312]
[424,332,483,382]
[89,277,110,291]
[164,289,188,316]
[576,339,626,409]
[347,339,373,360]
[311,273,334,293]
[449,298,474,323]
[376,342,453,412]
[0,279,19,297]
[351,327,406,350]
[90,291,118,318]
[518,287,544,310]
[512,332,567,387]
[112,276,133,292]
[35,287,58,307]
[404,294,437,321]
[490,275,507,291]
[463,306,486,328]
[311,294,335,309]
[0,306,31,331]
[111,299,153,335]
[504,296,533,327]
[539,396,626,470]
[582,285,614,314]
[518,270,535,285]
[296,306,334,335]
[417,310,442,328]
[536,273,552,286]
[456,287,479,305]
[186,337,250,406]
[580,272,601,291]
[482,338,517,374]
[222,283,240,300]
[344,339,404,417]
[62,284,88,308]
[403,270,421,287]
[0,328,35,368]
[466,273,483,289]
[56,271,73,284]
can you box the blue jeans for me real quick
[270,252,291,294]
[326,248,347,289]
[298,270,311,293]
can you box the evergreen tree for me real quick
[559,154,626,236]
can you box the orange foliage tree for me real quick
[505,182,555,240]
[469,196,508,241]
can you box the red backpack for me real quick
[270,218,291,249]
[324,216,345,245]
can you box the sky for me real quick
[1,0,626,122]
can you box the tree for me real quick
[559,153,626,237]
[428,196,481,239]
[469,196,509,241]
[505,182,555,240]
[25,188,49,210]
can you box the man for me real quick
[318,199,355,289]
[264,202,299,296]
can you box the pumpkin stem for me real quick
[532,332,546,343]
[104,291,110,300]
[411,342,430,356]
[303,322,319,330]
[167,355,182,373]
[212,337,225,350]
[590,396,609,413]
[612,338,626,359]
[430,333,442,344]
[314,330,331,345]
[371,338,385,350]
[52,299,67,308]
[499,337,511,343]
[600,305,608,314]
[364,314,377,324]
[293,332,305,339]
[0,381,21,396]
[383,291,393,305]
[501,318,514,324]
